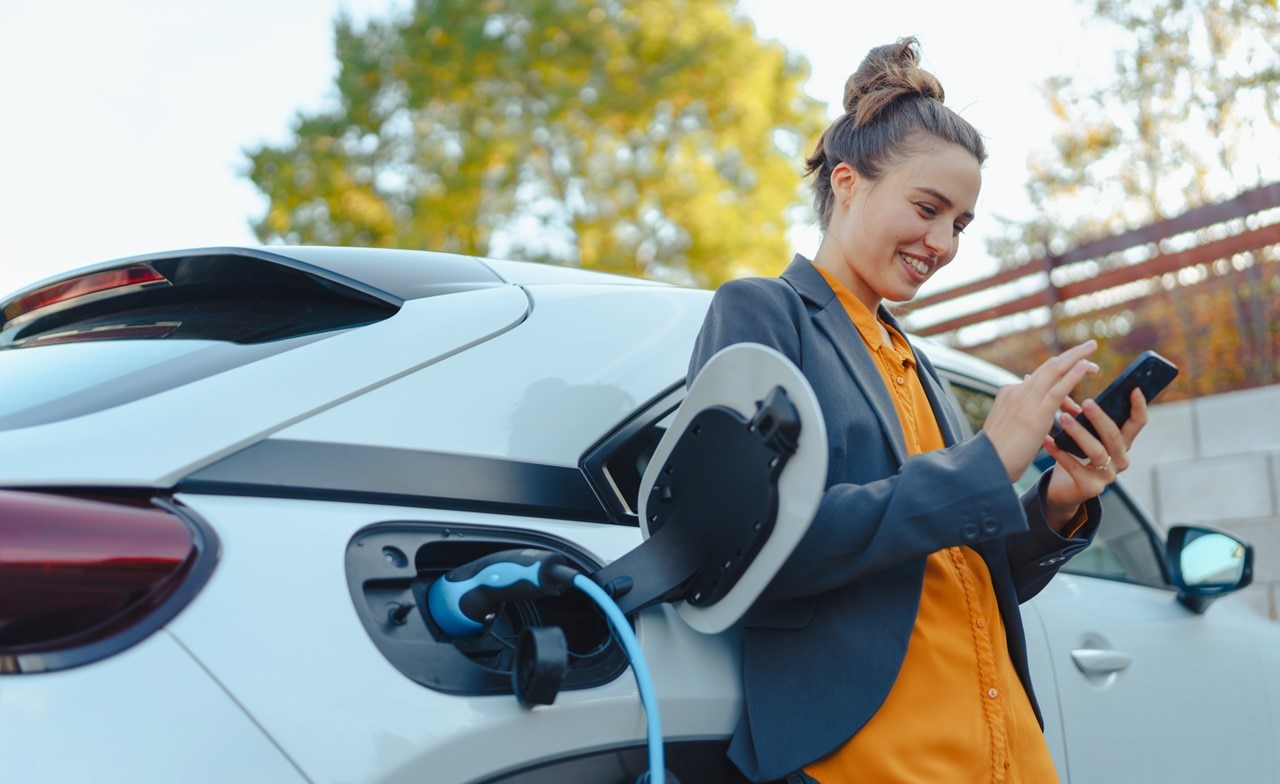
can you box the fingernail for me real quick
[1085,361,1099,372]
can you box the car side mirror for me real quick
[1166,525,1253,614]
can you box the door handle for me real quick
[1071,647,1133,675]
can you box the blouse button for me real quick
[987,688,999,698]
[896,375,905,385]
[976,618,987,628]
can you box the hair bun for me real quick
[843,37,944,125]
[803,36,984,232]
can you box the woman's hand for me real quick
[1040,386,1150,529]
[983,341,1101,485]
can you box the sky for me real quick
[0,0,1098,299]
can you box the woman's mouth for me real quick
[900,253,931,277]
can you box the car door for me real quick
[1028,487,1277,783]
[944,375,1279,783]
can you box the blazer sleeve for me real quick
[689,277,1101,604]
[766,433,1031,599]
[1009,470,1102,602]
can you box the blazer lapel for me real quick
[780,256,910,466]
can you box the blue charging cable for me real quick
[427,549,667,784]
[570,573,664,782]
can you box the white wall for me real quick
[1125,384,1280,620]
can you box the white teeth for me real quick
[902,254,929,275]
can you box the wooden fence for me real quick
[894,182,1280,400]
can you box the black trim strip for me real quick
[179,440,608,522]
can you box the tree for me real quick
[988,0,1280,264]
[975,0,1280,393]
[244,0,826,286]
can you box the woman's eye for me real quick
[954,223,968,236]
[917,203,938,217]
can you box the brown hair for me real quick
[804,37,987,230]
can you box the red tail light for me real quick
[0,490,217,673]
[3,265,169,324]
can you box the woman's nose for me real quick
[923,225,952,258]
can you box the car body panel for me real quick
[1029,573,1280,782]
[1019,600,1069,777]
[0,630,306,783]
[273,285,710,466]
[166,493,739,784]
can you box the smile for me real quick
[900,253,931,276]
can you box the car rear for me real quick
[0,246,740,783]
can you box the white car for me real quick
[1,246,1274,783]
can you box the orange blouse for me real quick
[804,266,1059,783]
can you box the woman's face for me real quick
[821,141,982,311]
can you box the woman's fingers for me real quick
[984,341,1100,481]
[1121,387,1149,445]
[1043,434,1110,480]
[1060,395,1083,416]
[1070,387,1151,471]
[1059,403,1125,473]
[1041,391,1148,519]
[1019,342,1099,416]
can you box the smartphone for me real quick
[1050,350,1179,458]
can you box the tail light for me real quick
[3,265,168,325]
[0,490,217,674]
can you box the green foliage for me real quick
[989,0,1280,263]
[244,0,826,286]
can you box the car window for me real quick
[944,375,1168,589]
[948,380,995,437]
[583,389,682,525]
[0,253,404,430]
[1062,480,1168,587]
[0,335,330,431]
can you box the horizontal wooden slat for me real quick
[1056,222,1280,299]
[901,182,1280,316]
[1052,181,1280,268]
[912,221,1280,337]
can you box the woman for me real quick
[688,38,1148,783]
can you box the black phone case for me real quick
[1050,350,1179,458]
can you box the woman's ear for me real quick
[829,162,859,207]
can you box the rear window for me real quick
[0,252,405,431]
[0,335,329,431]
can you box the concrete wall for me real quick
[1125,384,1280,620]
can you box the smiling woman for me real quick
[684,36,1157,784]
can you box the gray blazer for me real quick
[688,255,1099,783]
